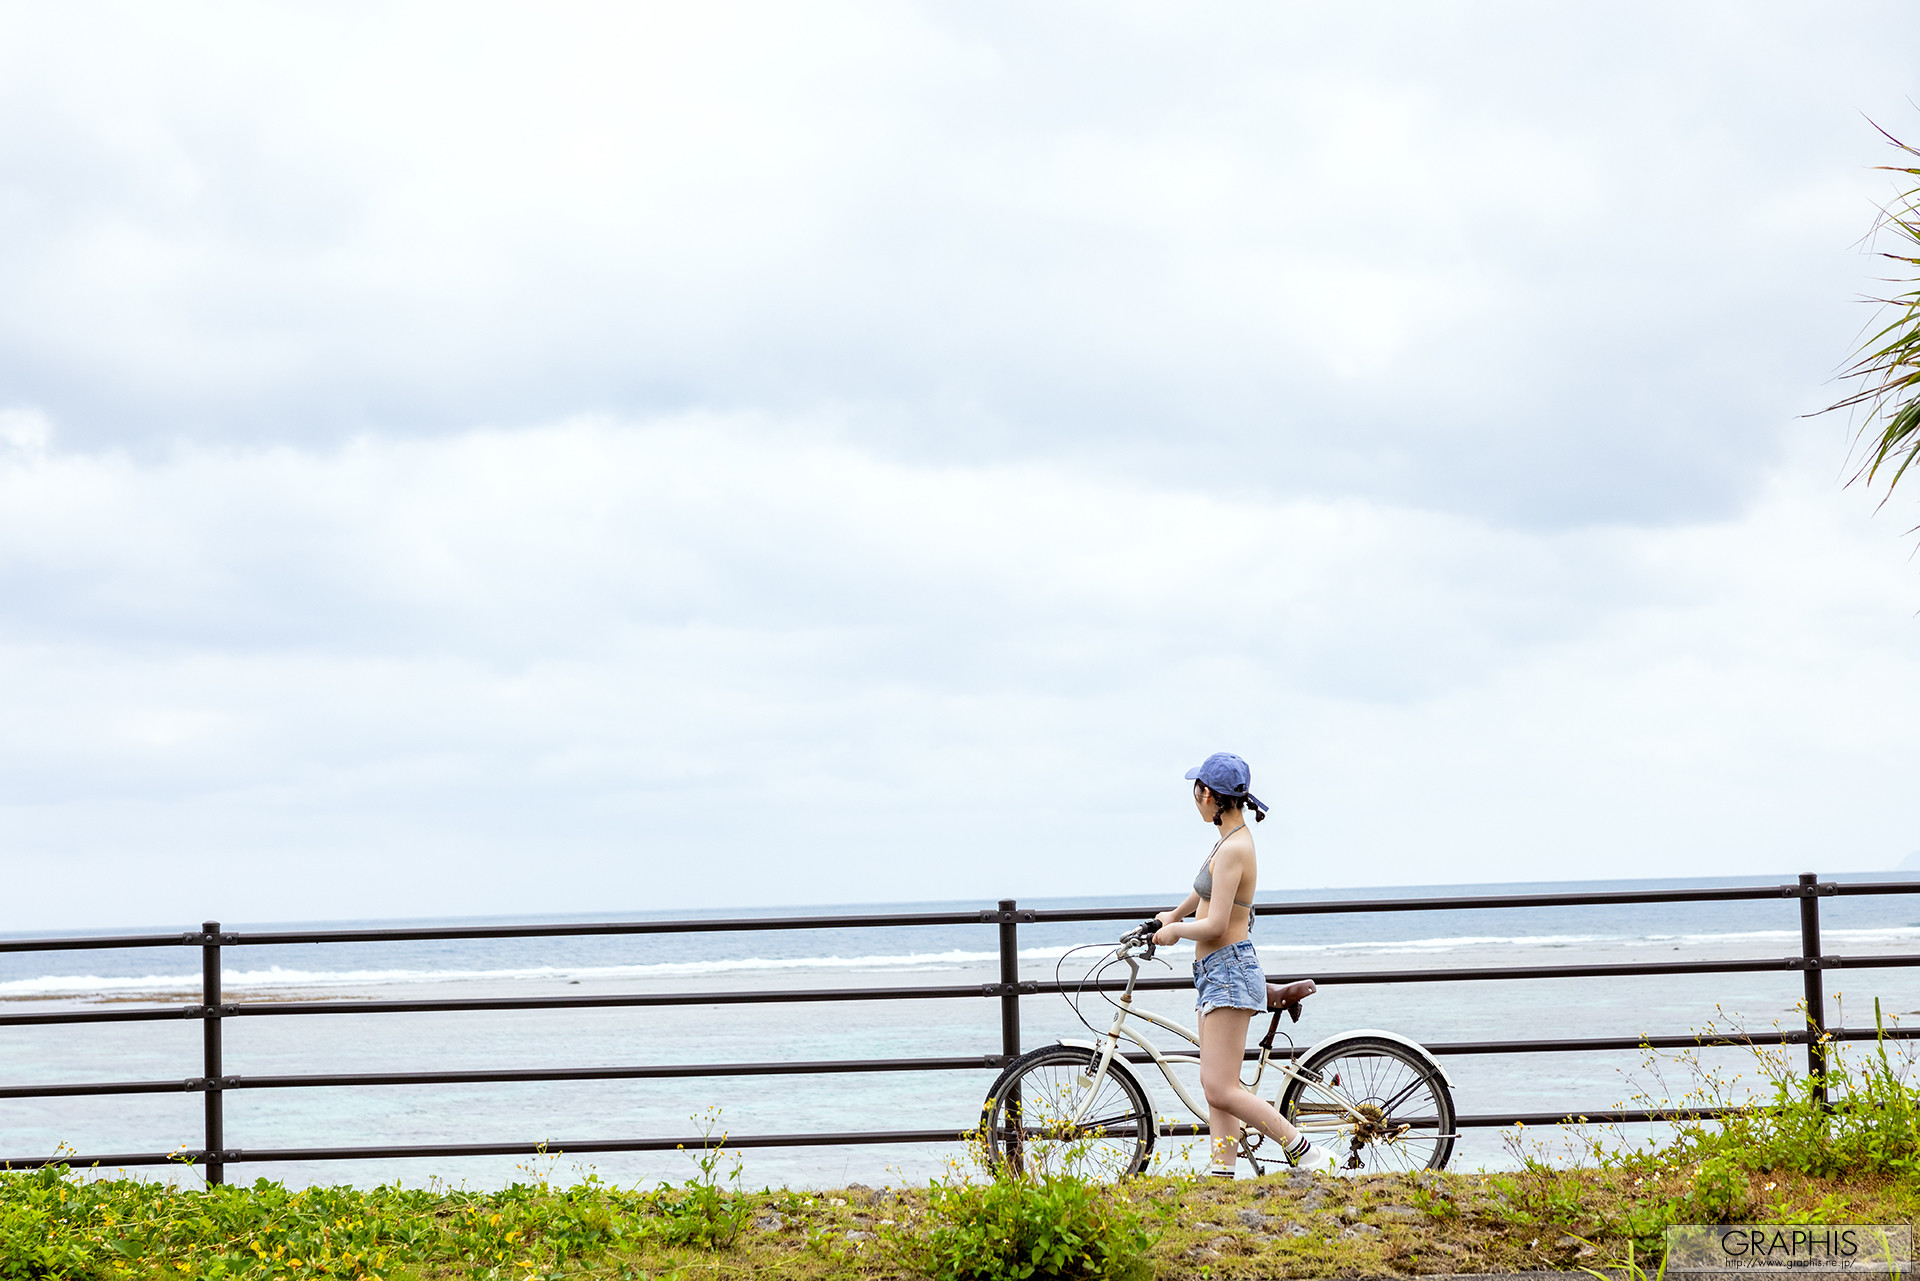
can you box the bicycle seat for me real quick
[1265,979,1316,1014]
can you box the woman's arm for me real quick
[1155,892,1201,933]
[1154,850,1247,946]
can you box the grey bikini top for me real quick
[1193,824,1254,910]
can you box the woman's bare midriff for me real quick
[1192,895,1254,962]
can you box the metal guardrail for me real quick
[1,872,1915,1182]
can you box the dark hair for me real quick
[1198,783,1265,825]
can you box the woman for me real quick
[1152,752,1342,1178]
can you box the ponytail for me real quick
[1200,785,1265,825]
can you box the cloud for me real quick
[0,2,1915,525]
[0,4,1917,928]
[0,414,1913,928]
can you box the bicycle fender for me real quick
[1299,1028,1456,1089]
[1056,1039,1100,1052]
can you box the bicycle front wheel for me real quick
[980,1044,1156,1180]
[1278,1035,1455,1172]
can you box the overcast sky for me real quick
[2,2,1918,931]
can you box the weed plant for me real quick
[1687,1000,1920,1180]
[655,1107,745,1248]
[880,1129,1166,1281]
[1492,999,1920,1259]
[0,1112,749,1279]
[0,1164,649,1279]
[1587,999,1920,1183]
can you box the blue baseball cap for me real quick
[1184,752,1269,816]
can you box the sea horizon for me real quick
[9,866,1916,944]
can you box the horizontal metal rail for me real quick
[0,931,203,955]
[1065,952,1914,995]
[0,981,1020,1028]
[6,877,1914,955]
[7,950,1915,1030]
[0,1055,1007,1100]
[1038,886,1842,924]
[0,1107,1764,1172]
[4,1023,1913,1104]
[4,874,1916,1177]
[0,910,1016,954]
[0,1005,213,1029]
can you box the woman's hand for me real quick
[1152,912,1180,946]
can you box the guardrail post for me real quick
[1797,873,1827,1106]
[202,920,225,1186]
[997,899,1021,1065]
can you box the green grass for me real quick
[9,1015,1920,1278]
[5,1159,1919,1279]
[5,1161,1915,1280]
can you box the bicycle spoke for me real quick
[985,1047,1156,1180]
[1375,1076,1427,1115]
[1281,1038,1455,1173]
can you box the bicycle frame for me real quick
[1067,941,1397,1152]
[1065,942,1309,1132]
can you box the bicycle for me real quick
[979,920,1457,1179]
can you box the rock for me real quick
[1287,1223,1312,1237]
[1343,1222,1383,1238]
[752,1213,784,1231]
[844,1230,873,1242]
[1375,1204,1422,1219]
[1237,1208,1270,1229]
[1257,1168,1317,1196]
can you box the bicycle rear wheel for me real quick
[1277,1035,1455,1172]
[980,1044,1156,1180]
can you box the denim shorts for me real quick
[1193,939,1266,1017]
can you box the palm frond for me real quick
[1822,126,1920,510]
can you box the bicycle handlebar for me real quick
[1119,917,1165,960]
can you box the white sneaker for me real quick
[1291,1142,1344,1173]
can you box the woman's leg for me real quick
[1197,1006,1243,1174]
[1199,1007,1304,1160]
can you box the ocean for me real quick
[3,872,1918,1190]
